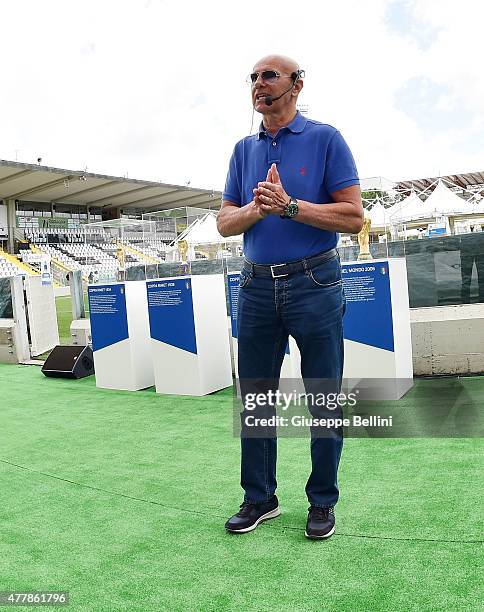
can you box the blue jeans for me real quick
[237,252,345,508]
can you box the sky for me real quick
[1,0,482,192]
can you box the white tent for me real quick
[387,192,426,223]
[176,212,241,245]
[420,180,470,217]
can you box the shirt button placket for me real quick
[269,138,281,164]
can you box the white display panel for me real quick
[341,258,413,399]
[88,280,153,391]
[10,276,30,362]
[147,274,232,396]
[25,275,59,356]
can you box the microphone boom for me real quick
[264,84,294,106]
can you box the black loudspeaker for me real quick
[42,345,94,379]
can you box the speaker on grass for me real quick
[42,345,94,379]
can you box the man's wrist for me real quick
[280,197,299,219]
[250,200,266,220]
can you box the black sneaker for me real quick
[225,496,280,533]
[305,506,335,539]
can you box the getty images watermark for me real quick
[242,388,391,429]
[233,379,483,438]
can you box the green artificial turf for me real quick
[0,364,482,611]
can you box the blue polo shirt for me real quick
[222,112,359,264]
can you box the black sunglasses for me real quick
[246,69,305,85]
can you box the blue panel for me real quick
[227,271,289,354]
[88,284,129,352]
[146,278,197,355]
[342,261,394,352]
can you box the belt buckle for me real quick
[270,263,288,278]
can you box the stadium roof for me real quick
[395,170,484,193]
[0,159,221,212]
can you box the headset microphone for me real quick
[264,84,294,106]
[264,69,304,106]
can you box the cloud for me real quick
[395,77,471,132]
[384,0,442,50]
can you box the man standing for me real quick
[217,55,363,539]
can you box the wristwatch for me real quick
[281,197,299,219]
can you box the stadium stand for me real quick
[0,249,37,278]
[16,227,181,280]
[0,253,22,277]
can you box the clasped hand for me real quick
[253,163,289,218]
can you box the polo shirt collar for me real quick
[257,111,308,140]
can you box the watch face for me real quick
[287,200,298,217]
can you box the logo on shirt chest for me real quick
[299,166,307,176]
